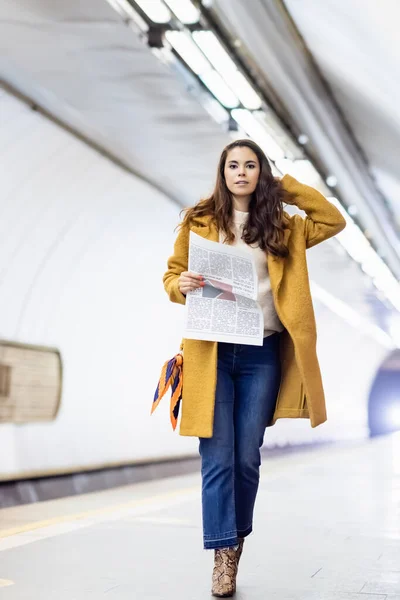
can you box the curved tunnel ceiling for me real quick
[284,0,400,230]
[0,0,398,344]
[0,0,231,207]
[211,0,400,280]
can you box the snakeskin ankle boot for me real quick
[211,547,238,597]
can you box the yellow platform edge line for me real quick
[0,485,198,539]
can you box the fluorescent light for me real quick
[275,158,327,192]
[134,0,171,23]
[165,32,240,108]
[231,109,285,160]
[200,71,240,108]
[254,110,302,160]
[165,31,210,75]
[224,71,262,110]
[274,158,292,174]
[202,95,230,124]
[105,0,149,30]
[193,31,262,109]
[193,31,237,75]
[164,0,200,24]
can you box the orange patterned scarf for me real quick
[151,353,183,430]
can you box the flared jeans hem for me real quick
[204,535,238,550]
[203,525,253,550]
[237,524,253,538]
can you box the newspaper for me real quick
[183,231,264,346]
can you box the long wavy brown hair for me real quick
[181,139,294,258]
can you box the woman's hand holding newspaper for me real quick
[178,271,205,295]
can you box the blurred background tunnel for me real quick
[0,0,400,500]
[369,350,400,437]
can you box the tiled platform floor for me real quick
[0,433,399,599]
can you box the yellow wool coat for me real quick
[163,174,346,437]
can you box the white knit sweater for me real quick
[219,209,284,338]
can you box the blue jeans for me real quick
[199,333,281,550]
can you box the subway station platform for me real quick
[0,435,400,600]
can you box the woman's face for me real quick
[223,146,260,198]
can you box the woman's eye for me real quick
[229,165,236,169]
[248,164,255,169]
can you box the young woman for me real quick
[163,139,346,597]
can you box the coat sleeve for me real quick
[162,222,190,305]
[281,174,347,249]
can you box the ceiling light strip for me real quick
[193,31,262,110]
[231,109,285,160]
[135,0,171,23]
[105,0,149,30]
[163,0,200,24]
[165,31,210,75]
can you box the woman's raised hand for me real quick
[178,271,205,295]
